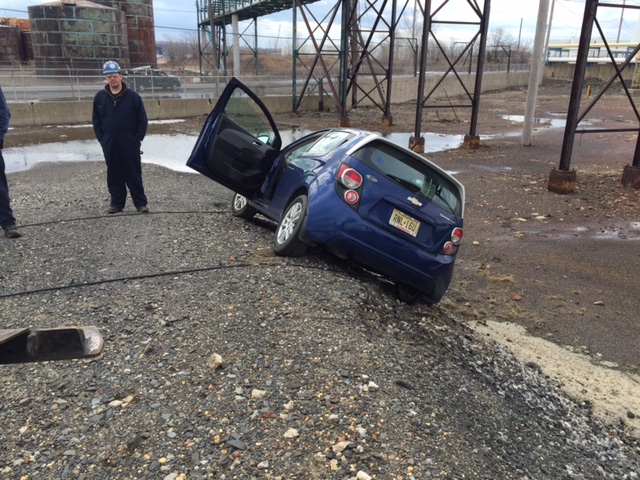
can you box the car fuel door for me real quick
[187,78,282,198]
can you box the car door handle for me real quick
[252,141,262,147]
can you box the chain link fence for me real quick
[0,66,301,103]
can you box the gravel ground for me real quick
[1,159,639,479]
[2,81,640,479]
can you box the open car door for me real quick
[187,77,282,198]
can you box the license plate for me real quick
[389,209,420,237]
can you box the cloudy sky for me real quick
[1,0,639,47]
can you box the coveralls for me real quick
[0,87,17,230]
[92,83,148,210]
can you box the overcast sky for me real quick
[1,0,639,47]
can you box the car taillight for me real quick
[451,227,463,245]
[443,228,463,255]
[344,190,359,205]
[338,164,363,189]
[442,242,456,255]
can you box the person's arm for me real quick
[134,95,148,142]
[0,88,11,148]
[92,93,104,143]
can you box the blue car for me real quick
[187,78,465,303]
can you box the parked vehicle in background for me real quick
[187,78,465,304]
[122,67,181,92]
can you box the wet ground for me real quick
[3,122,468,175]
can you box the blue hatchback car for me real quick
[187,78,465,304]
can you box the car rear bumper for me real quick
[303,196,456,302]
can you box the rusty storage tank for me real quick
[0,18,34,63]
[0,25,25,65]
[28,0,130,75]
[91,0,157,68]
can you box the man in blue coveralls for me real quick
[0,86,21,238]
[92,61,149,214]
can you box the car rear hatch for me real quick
[341,138,464,254]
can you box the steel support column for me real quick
[556,0,597,173]
[410,0,431,153]
[381,0,398,126]
[339,0,351,126]
[466,0,491,148]
[292,0,298,110]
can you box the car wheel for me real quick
[231,193,257,219]
[171,83,179,91]
[396,283,422,304]
[274,194,308,257]
[137,83,146,92]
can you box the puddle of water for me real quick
[504,114,567,128]
[526,225,640,241]
[503,115,597,129]
[4,127,465,174]
[3,134,198,174]
[5,140,105,174]
[385,132,464,152]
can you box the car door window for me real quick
[284,137,320,171]
[223,94,278,147]
[284,131,353,171]
[187,78,282,197]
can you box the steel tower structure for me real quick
[197,0,490,136]
[551,0,640,192]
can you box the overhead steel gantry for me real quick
[196,0,492,141]
[549,0,640,193]
[195,0,321,76]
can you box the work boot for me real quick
[108,205,123,214]
[3,227,21,239]
[137,206,149,213]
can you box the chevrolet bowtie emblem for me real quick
[407,197,423,207]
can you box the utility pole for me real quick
[522,0,551,146]
[517,18,523,52]
[544,0,555,56]
[617,0,627,43]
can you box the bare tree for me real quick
[488,27,516,50]
[160,32,199,67]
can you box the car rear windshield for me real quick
[351,140,463,217]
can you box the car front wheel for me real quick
[137,83,145,92]
[274,194,308,257]
[171,83,179,91]
[231,193,257,219]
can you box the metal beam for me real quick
[558,0,598,173]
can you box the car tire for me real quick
[274,194,308,257]
[171,83,179,91]
[396,283,423,304]
[231,193,257,220]
[137,83,146,92]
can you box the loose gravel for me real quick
[1,161,638,479]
